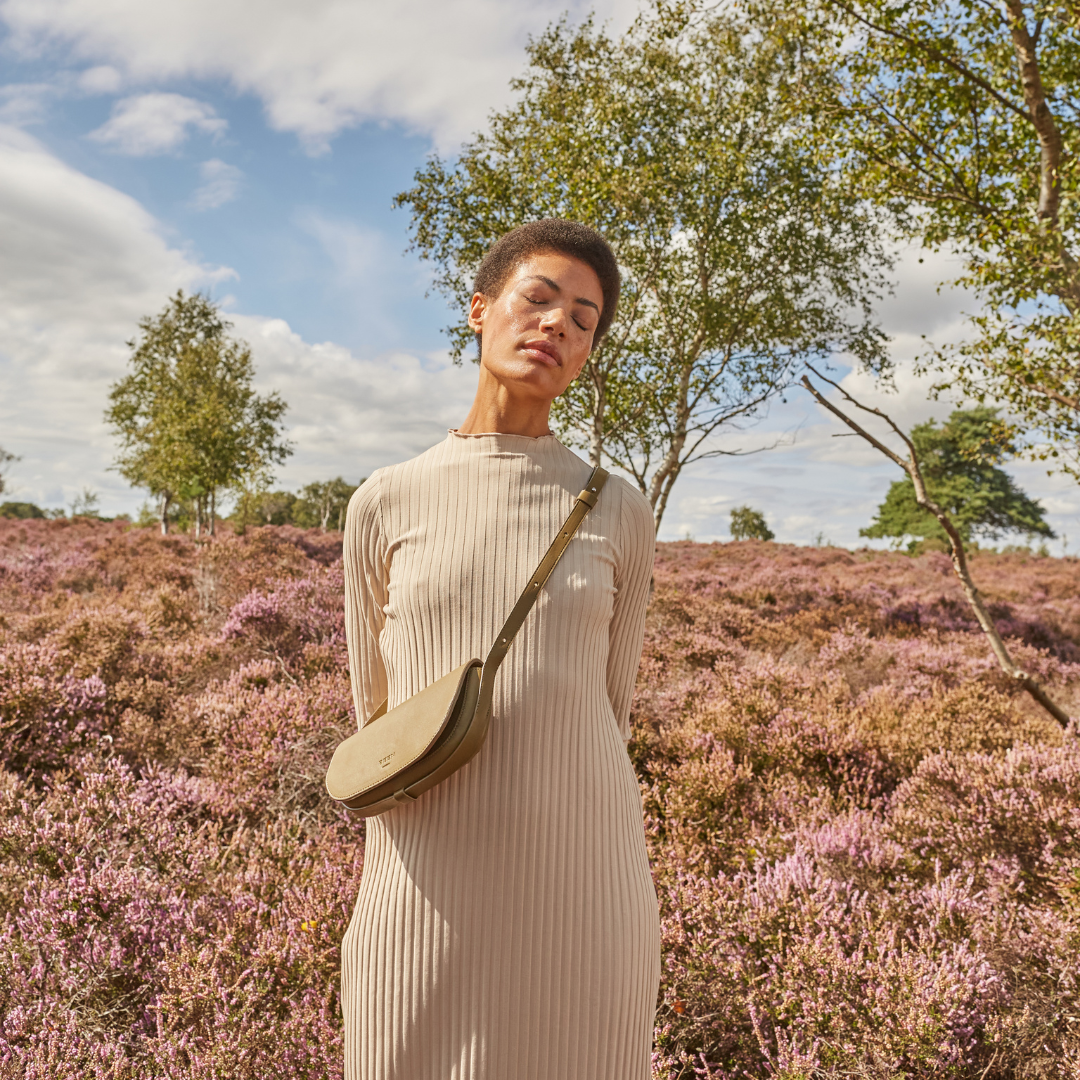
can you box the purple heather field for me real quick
[1,518,1078,1079]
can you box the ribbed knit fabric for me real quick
[339,430,660,1080]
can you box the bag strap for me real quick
[483,464,609,673]
[364,464,609,724]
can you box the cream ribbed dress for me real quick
[339,430,660,1080]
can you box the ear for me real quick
[467,292,487,334]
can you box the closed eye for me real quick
[527,295,593,333]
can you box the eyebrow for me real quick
[524,275,600,316]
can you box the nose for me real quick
[537,304,567,337]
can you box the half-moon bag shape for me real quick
[325,466,609,816]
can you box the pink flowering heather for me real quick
[0,522,1078,1078]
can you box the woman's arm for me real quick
[343,473,389,728]
[606,483,656,741]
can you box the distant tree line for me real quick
[232,477,360,533]
[0,452,119,522]
[0,481,359,533]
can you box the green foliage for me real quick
[231,478,361,533]
[236,490,297,528]
[69,487,100,519]
[396,5,890,527]
[0,502,44,520]
[861,407,1055,548]
[788,0,1080,477]
[105,292,292,534]
[291,478,358,532]
[0,447,15,497]
[729,505,775,541]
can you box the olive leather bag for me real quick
[325,466,609,816]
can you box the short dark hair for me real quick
[473,219,620,347]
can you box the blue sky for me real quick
[1,0,1077,548]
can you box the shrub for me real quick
[730,505,775,542]
[1,521,1078,1078]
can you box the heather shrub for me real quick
[889,744,1080,894]
[2,521,1079,1078]
[640,542,1080,1079]
[852,681,1063,771]
[196,661,354,819]
[0,642,107,775]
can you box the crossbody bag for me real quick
[325,466,609,816]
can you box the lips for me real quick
[522,340,560,366]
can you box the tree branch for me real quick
[802,366,1071,728]
[827,0,1033,123]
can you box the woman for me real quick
[340,219,660,1080]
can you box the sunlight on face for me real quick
[467,251,604,406]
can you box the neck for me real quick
[456,367,554,437]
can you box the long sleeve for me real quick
[605,481,656,740]
[343,472,389,729]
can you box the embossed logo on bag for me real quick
[379,753,394,768]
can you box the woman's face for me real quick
[467,250,604,404]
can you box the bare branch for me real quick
[802,371,1071,728]
[801,366,913,468]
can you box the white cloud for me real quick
[226,317,478,484]
[0,0,642,151]
[651,243,1080,548]
[88,92,227,155]
[0,82,55,126]
[192,157,243,210]
[0,124,229,510]
[0,123,478,514]
[77,63,122,94]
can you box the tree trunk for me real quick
[210,489,216,536]
[801,371,1072,728]
[1004,0,1063,226]
[589,373,606,468]
[194,497,202,539]
[160,494,170,536]
[646,362,693,532]
[651,468,683,534]
[1002,0,1080,314]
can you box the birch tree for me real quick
[803,366,1070,727]
[106,292,292,535]
[794,0,1080,476]
[0,447,16,497]
[397,5,890,528]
